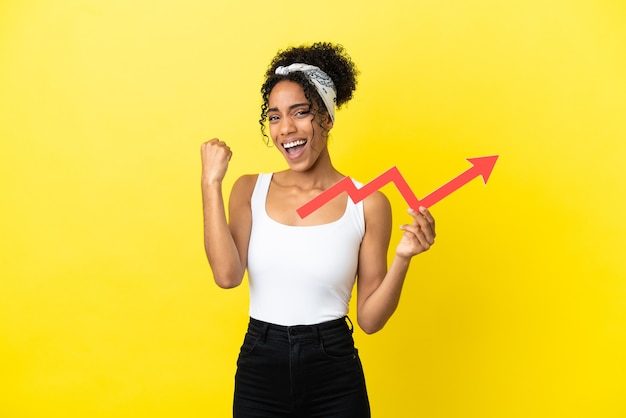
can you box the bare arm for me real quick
[200,139,254,288]
[356,192,436,334]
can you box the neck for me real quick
[280,153,343,191]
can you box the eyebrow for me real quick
[267,102,310,113]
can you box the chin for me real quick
[285,159,314,173]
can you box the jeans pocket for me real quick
[238,331,260,357]
[320,331,357,360]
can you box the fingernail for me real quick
[419,206,427,213]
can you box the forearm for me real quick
[357,255,412,334]
[202,179,244,288]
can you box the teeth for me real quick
[283,140,307,149]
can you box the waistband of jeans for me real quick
[248,316,353,341]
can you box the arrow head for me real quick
[467,155,499,184]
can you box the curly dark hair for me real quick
[259,42,359,142]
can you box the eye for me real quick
[268,114,279,123]
[294,108,311,118]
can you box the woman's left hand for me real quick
[396,206,436,258]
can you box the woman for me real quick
[201,42,435,417]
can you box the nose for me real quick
[279,116,296,136]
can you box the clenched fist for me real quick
[201,138,232,184]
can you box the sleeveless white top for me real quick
[247,173,366,326]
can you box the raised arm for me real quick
[200,139,254,288]
[355,192,436,334]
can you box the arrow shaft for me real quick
[296,155,497,218]
[354,166,421,208]
[418,168,480,208]
[297,177,354,218]
[296,167,421,218]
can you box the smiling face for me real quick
[267,80,333,172]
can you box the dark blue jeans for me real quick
[233,317,371,418]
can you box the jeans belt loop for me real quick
[259,322,269,344]
[345,315,354,334]
[312,325,321,348]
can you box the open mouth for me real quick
[282,139,307,155]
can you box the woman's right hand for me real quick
[201,138,232,184]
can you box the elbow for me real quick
[357,318,386,335]
[361,327,380,335]
[215,279,241,289]
[212,271,244,289]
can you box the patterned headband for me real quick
[275,63,337,122]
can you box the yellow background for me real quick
[1,0,625,417]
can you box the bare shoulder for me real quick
[363,190,392,223]
[230,174,258,202]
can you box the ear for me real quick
[323,112,334,131]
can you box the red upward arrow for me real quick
[296,155,499,219]
[418,155,499,208]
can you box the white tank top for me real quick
[247,173,366,326]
